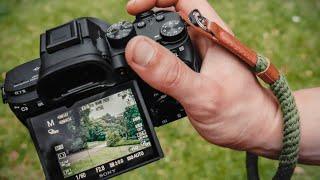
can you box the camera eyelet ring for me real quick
[190,9,210,33]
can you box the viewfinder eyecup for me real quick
[37,18,113,104]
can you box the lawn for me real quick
[0,0,319,179]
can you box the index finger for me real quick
[126,0,229,30]
[126,0,177,15]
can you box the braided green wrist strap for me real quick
[253,54,301,180]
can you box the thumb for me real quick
[125,36,202,104]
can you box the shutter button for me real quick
[137,21,146,28]
[156,15,165,21]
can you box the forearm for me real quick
[292,88,320,164]
[253,87,320,165]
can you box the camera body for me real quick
[1,11,201,179]
[2,11,200,127]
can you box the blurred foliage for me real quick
[0,0,319,179]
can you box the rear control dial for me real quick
[106,21,135,47]
[160,20,186,42]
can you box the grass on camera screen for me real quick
[60,89,152,178]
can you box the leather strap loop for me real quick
[257,61,280,84]
[179,11,280,83]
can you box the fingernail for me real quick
[127,0,136,6]
[132,39,155,66]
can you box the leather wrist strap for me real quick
[179,9,301,180]
[179,10,280,84]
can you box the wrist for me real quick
[247,89,283,159]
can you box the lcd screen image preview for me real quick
[58,89,152,178]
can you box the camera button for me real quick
[136,10,154,20]
[13,104,29,113]
[156,15,165,22]
[137,21,146,28]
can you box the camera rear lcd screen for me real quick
[28,82,162,180]
[62,89,151,178]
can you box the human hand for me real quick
[125,0,283,156]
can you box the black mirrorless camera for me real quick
[1,11,200,179]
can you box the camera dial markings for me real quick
[106,21,133,40]
[160,20,186,42]
[106,21,135,48]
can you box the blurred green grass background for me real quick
[0,0,319,179]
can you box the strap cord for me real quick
[246,151,260,180]
[250,54,301,180]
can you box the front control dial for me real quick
[106,21,135,47]
[160,20,186,42]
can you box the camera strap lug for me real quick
[1,83,7,104]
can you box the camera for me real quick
[1,11,200,179]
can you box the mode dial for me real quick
[106,21,135,48]
[160,20,186,42]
